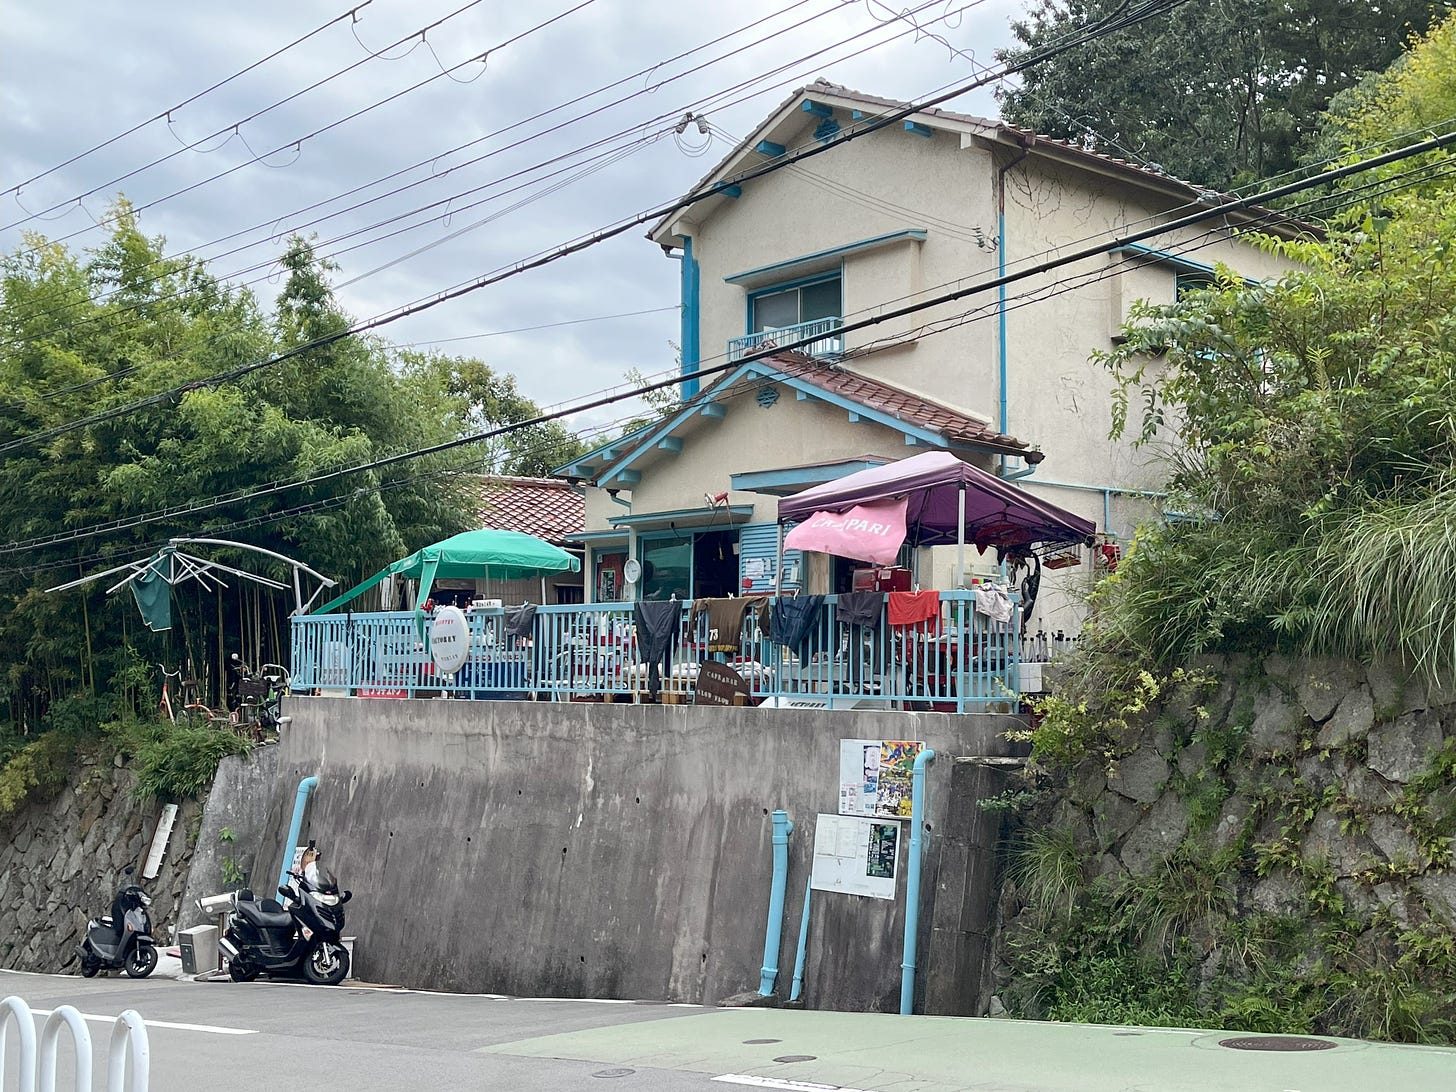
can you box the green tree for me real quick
[0,211,483,729]
[400,351,586,477]
[997,0,1451,190]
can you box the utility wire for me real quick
[5,119,1452,555]
[4,0,947,345]
[17,147,1441,578]
[0,0,1103,425]
[1,1,374,198]
[0,0,588,234]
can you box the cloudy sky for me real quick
[2,0,1025,439]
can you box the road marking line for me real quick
[29,1009,256,1036]
[712,1076,880,1092]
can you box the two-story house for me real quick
[557,80,1299,635]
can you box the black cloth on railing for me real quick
[633,600,680,700]
[770,595,825,660]
[504,604,538,639]
[836,591,884,627]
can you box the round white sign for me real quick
[429,605,470,675]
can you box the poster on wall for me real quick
[810,813,900,899]
[839,739,924,818]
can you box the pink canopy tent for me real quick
[775,451,1095,585]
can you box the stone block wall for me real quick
[0,753,200,971]
[991,653,1456,1036]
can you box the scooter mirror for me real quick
[341,891,352,903]
[123,864,135,876]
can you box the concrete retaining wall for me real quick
[256,698,1020,1009]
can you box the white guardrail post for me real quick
[106,1012,148,1092]
[0,998,149,1092]
[38,1006,92,1092]
[2,995,39,1092]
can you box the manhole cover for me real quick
[744,1039,782,1044]
[773,1055,817,1063]
[592,1068,636,1078]
[1219,1037,1337,1052]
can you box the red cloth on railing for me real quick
[888,590,940,628]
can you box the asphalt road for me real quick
[6,966,1456,1092]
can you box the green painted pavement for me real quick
[480,1007,1456,1091]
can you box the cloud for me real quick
[1,0,1023,426]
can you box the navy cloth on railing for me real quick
[633,600,680,700]
[504,604,537,639]
[836,591,884,627]
[770,595,824,659]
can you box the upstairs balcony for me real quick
[290,591,1023,713]
[727,316,843,362]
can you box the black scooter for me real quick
[219,860,351,985]
[73,865,158,978]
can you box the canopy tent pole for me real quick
[774,523,785,596]
[956,484,966,589]
[311,567,391,615]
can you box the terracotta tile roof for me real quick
[473,476,584,545]
[744,352,1030,456]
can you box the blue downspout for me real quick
[899,749,937,1014]
[789,877,812,1002]
[680,235,701,399]
[996,141,1031,476]
[759,809,793,996]
[277,775,318,897]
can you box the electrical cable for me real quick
[6,0,949,343]
[0,0,590,234]
[1,1,374,198]
[4,119,1452,555]
[0,0,1249,459]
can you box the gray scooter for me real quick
[73,865,158,978]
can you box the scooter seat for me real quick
[235,899,295,931]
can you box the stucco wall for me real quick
[255,697,1022,1010]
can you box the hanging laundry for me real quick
[504,603,538,639]
[888,590,941,628]
[973,584,1014,624]
[633,600,681,701]
[835,590,885,628]
[770,595,825,659]
[691,597,769,654]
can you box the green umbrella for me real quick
[315,529,581,615]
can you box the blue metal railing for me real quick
[289,591,1020,711]
[727,316,843,361]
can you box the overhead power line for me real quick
[0,0,1196,458]
[2,1,375,199]
[2,0,942,345]
[5,120,1452,556]
[0,0,590,234]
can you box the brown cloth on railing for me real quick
[691,596,769,653]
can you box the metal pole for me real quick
[955,484,966,588]
[900,748,938,1014]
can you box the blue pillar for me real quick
[900,749,937,1014]
[759,809,794,995]
[680,235,701,398]
[277,775,318,898]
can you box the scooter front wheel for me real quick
[124,943,158,979]
[302,940,349,986]
[80,959,99,978]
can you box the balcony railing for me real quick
[727,317,843,361]
[290,591,1021,712]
